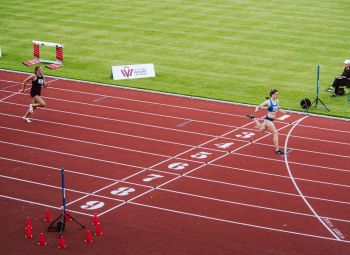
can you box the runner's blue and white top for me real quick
[267,99,279,112]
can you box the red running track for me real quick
[0,69,349,254]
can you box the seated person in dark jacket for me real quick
[325,59,350,97]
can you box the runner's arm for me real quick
[20,75,35,92]
[42,77,48,88]
[255,100,269,112]
[278,105,286,114]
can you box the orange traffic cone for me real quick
[44,209,52,222]
[85,229,93,243]
[95,223,102,237]
[25,225,33,239]
[58,235,67,249]
[92,213,99,225]
[37,232,47,246]
[25,216,32,229]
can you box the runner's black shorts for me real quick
[30,90,41,98]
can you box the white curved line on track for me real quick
[284,115,341,240]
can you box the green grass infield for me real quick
[0,0,349,118]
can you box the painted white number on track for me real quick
[191,151,212,159]
[110,187,136,196]
[80,201,105,210]
[236,132,255,139]
[143,174,164,182]
[168,162,189,170]
[277,115,290,121]
[214,142,234,149]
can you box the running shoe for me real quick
[23,117,32,123]
[325,87,333,92]
[246,114,255,119]
[29,104,33,113]
[275,150,285,156]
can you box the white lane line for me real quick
[13,92,237,129]
[233,152,350,174]
[1,156,349,224]
[284,116,341,240]
[0,91,21,102]
[0,194,93,217]
[93,96,109,102]
[187,175,350,205]
[2,88,350,151]
[0,156,155,188]
[2,100,220,139]
[0,174,125,203]
[0,112,214,151]
[0,83,19,90]
[177,120,192,127]
[0,140,146,170]
[2,90,350,151]
[129,202,350,243]
[156,188,350,223]
[0,125,190,161]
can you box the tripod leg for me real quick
[316,97,330,111]
[307,98,318,112]
[59,216,66,236]
[65,212,85,229]
[47,213,63,231]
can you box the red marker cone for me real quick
[37,232,47,246]
[95,223,102,237]
[65,211,72,222]
[25,216,32,229]
[44,209,52,222]
[25,225,33,239]
[58,235,67,249]
[85,229,93,243]
[92,213,99,225]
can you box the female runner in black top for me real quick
[20,66,47,123]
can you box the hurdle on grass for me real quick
[23,40,63,69]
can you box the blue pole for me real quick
[316,65,320,97]
[61,168,66,212]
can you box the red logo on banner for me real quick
[121,68,134,78]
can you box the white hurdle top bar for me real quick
[33,40,63,48]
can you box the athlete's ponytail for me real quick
[265,88,278,99]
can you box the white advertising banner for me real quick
[112,64,156,80]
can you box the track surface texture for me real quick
[0,70,349,255]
